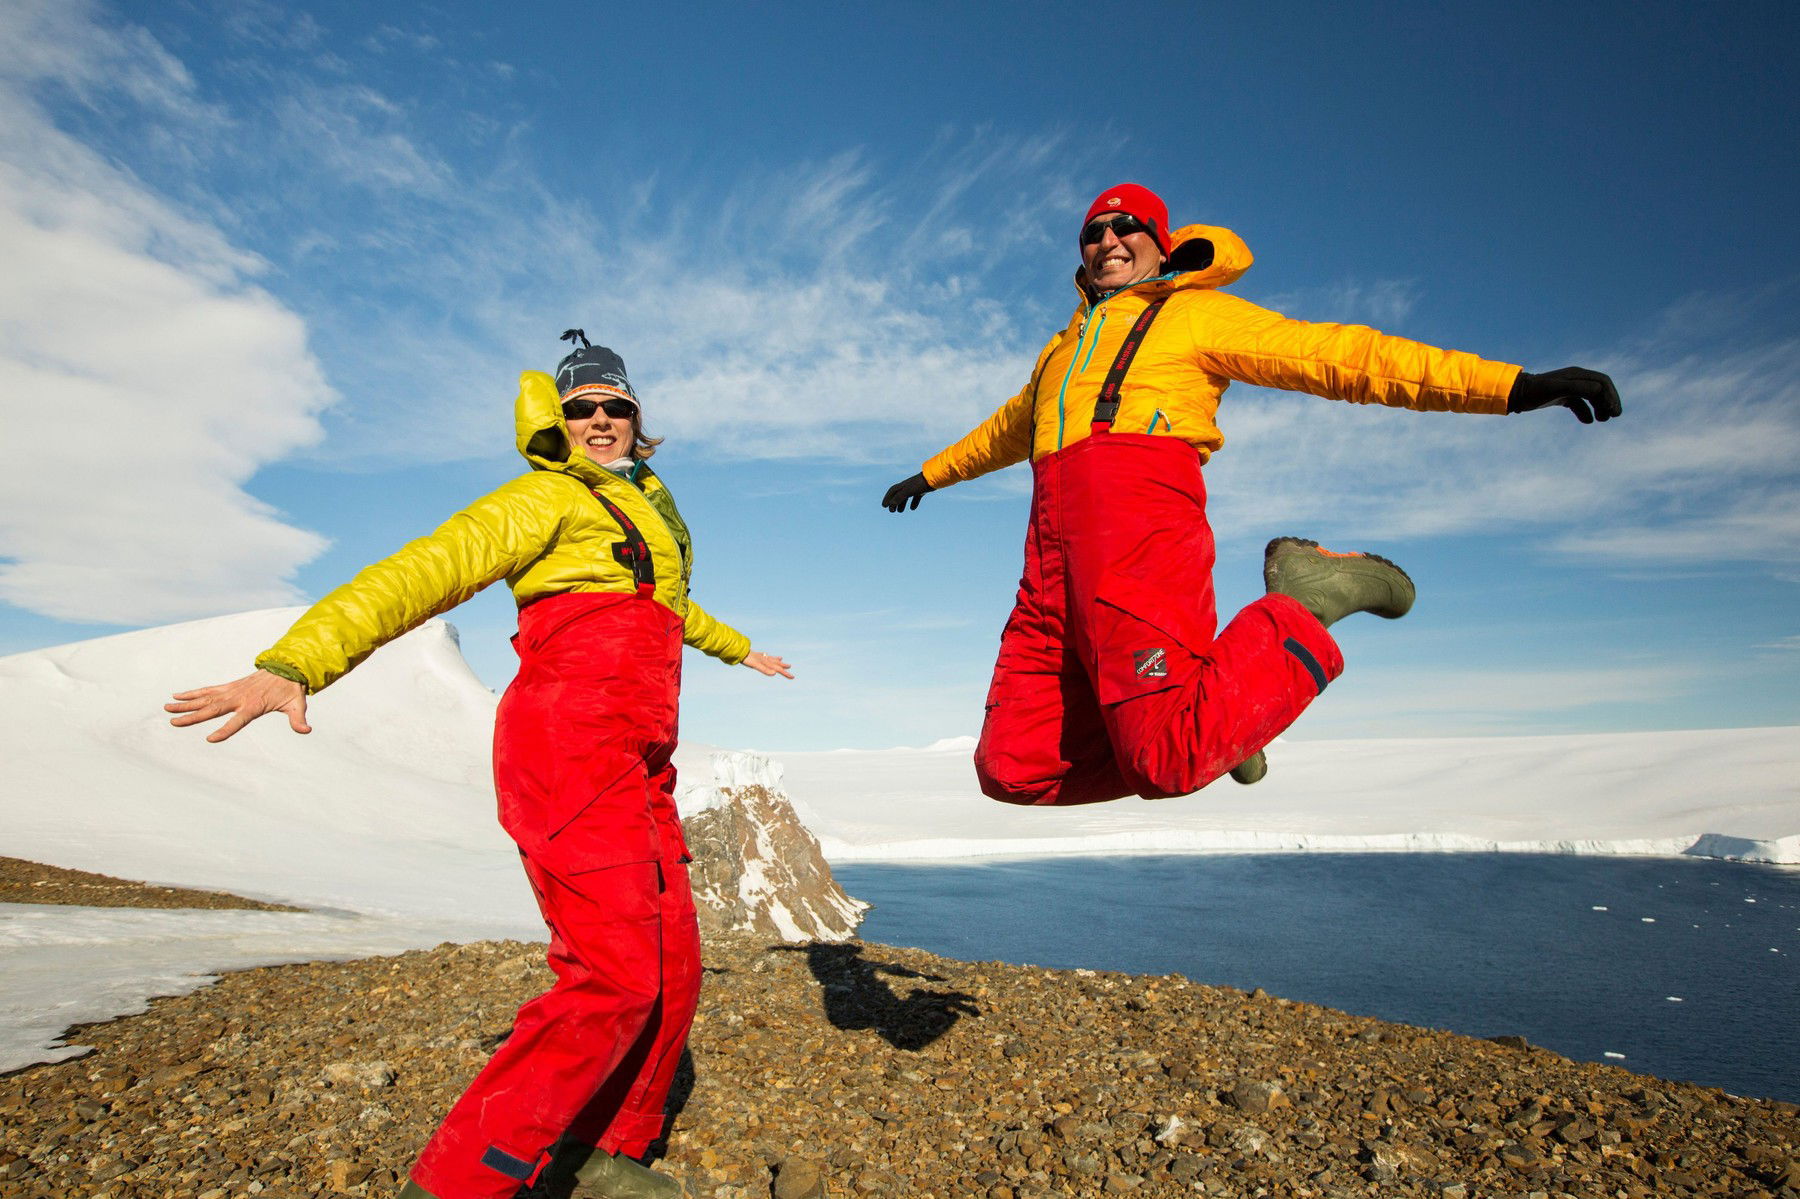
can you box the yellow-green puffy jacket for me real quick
[921,223,1521,488]
[257,371,749,693]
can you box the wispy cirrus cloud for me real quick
[0,0,209,118]
[242,108,1089,467]
[272,82,454,195]
[1201,308,1800,575]
[1259,277,1421,329]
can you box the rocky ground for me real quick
[3,879,1798,1199]
[0,857,300,912]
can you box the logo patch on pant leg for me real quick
[1133,648,1168,678]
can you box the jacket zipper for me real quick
[1052,275,1180,448]
[1055,308,1108,449]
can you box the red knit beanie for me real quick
[1082,183,1172,256]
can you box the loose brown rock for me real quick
[771,1157,826,1199]
[0,934,1793,1199]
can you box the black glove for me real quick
[1507,367,1622,424]
[881,472,934,512]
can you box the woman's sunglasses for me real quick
[1079,213,1155,246]
[561,397,637,421]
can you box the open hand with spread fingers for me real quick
[741,651,794,679]
[166,669,311,743]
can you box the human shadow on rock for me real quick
[784,942,981,1051]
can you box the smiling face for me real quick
[1081,215,1166,293]
[564,399,637,464]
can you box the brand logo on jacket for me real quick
[1133,648,1167,678]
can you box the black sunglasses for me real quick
[1079,213,1155,246]
[561,396,637,421]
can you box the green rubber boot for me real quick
[395,1182,437,1198]
[1263,537,1415,629]
[1229,749,1268,785]
[558,1145,686,1199]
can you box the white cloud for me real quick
[273,83,452,195]
[262,129,1087,469]
[1200,321,1800,574]
[1259,278,1421,329]
[0,0,207,120]
[0,17,334,625]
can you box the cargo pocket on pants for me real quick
[546,857,663,922]
[534,755,660,875]
[1091,569,1202,707]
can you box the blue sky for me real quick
[1,0,1796,751]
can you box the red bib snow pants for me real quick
[412,592,702,1199]
[974,432,1346,805]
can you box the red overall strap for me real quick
[1090,296,1168,436]
[590,491,657,597]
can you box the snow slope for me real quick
[773,729,1800,865]
[2,609,1796,1072]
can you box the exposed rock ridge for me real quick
[681,751,867,942]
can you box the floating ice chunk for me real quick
[1666,996,1683,1002]
[1745,898,1757,904]
[1591,905,1609,911]
[1604,1051,1626,1060]
[1641,917,1656,923]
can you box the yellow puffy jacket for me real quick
[257,371,749,693]
[922,224,1521,488]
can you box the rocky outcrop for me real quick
[680,751,867,942]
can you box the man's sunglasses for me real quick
[561,397,637,421]
[1079,213,1155,246]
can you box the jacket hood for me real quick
[516,369,615,488]
[1075,222,1253,300]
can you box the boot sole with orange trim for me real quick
[1263,537,1415,629]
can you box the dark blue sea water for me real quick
[836,854,1800,1103]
